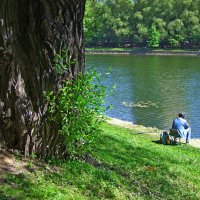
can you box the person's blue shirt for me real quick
[172,117,189,134]
[172,113,191,143]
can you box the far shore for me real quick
[86,48,200,56]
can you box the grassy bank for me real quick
[85,47,200,55]
[1,123,200,199]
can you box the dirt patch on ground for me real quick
[0,150,30,175]
[107,117,160,135]
[107,117,200,148]
[0,149,60,177]
[107,117,137,129]
[189,139,200,148]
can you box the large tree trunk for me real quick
[0,0,85,157]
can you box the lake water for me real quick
[86,54,200,138]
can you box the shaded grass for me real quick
[1,123,200,199]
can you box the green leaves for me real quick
[147,25,160,48]
[84,0,200,48]
[54,50,69,74]
[46,56,110,158]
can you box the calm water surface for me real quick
[86,54,200,138]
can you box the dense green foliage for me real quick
[46,54,108,157]
[84,0,200,48]
[147,25,160,48]
[1,123,200,199]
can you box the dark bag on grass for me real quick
[160,131,170,145]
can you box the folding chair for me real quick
[169,129,181,144]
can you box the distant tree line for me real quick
[84,0,200,48]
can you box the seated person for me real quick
[172,112,191,143]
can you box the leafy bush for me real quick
[46,54,111,158]
[168,38,180,47]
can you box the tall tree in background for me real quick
[147,25,160,48]
[0,0,86,157]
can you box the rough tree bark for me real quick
[0,0,85,157]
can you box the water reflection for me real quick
[86,54,200,138]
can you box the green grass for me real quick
[1,123,200,199]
